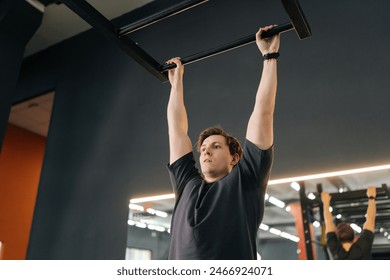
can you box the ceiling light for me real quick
[290,182,300,191]
[259,223,269,231]
[313,221,321,228]
[268,196,285,208]
[268,164,390,185]
[307,193,316,200]
[269,228,282,236]
[129,204,144,211]
[155,210,168,218]
[350,223,361,233]
[135,222,147,229]
[130,193,175,203]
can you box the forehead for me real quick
[201,135,226,145]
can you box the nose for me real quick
[203,147,211,156]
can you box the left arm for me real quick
[246,26,280,150]
[363,186,377,233]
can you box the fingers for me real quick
[367,186,377,196]
[256,25,275,38]
[166,57,182,66]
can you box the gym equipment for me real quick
[160,0,311,71]
[61,0,311,82]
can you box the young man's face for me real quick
[199,135,238,182]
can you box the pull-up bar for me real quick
[61,0,311,82]
[118,0,209,36]
[160,0,311,71]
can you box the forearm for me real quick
[167,81,188,135]
[363,199,376,232]
[246,59,277,149]
[323,202,336,233]
[255,59,278,114]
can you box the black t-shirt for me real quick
[326,229,374,260]
[167,139,273,260]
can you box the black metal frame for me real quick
[60,0,311,82]
[300,183,390,260]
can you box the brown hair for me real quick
[336,222,355,243]
[196,127,243,159]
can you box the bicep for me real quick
[169,132,193,165]
[246,111,273,150]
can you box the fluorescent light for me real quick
[154,226,166,232]
[259,223,269,231]
[350,223,361,233]
[129,204,144,211]
[290,182,300,191]
[130,193,175,203]
[289,235,300,242]
[147,224,156,230]
[127,219,136,226]
[135,222,147,229]
[268,164,390,185]
[269,228,282,236]
[155,210,168,218]
[264,193,269,200]
[268,196,285,208]
[146,208,168,218]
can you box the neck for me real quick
[342,242,353,252]
[204,174,225,183]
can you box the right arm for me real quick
[321,192,336,233]
[167,57,193,165]
[363,186,377,232]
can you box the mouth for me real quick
[203,159,212,163]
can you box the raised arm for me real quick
[167,57,193,164]
[321,192,336,233]
[246,26,280,150]
[363,186,377,233]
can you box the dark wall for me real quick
[0,0,42,150]
[12,0,390,259]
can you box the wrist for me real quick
[263,52,280,61]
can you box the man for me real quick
[321,187,377,259]
[166,25,280,259]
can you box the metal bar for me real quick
[281,0,311,39]
[118,0,209,36]
[159,22,293,72]
[330,184,388,203]
[299,182,314,260]
[61,0,168,82]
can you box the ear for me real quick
[231,153,240,166]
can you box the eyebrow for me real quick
[201,141,223,147]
